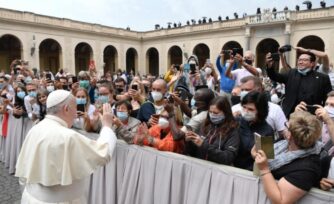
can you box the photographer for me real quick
[225,50,261,87]
[266,51,332,117]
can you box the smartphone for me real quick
[113,108,117,116]
[1,94,7,99]
[271,53,280,61]
[151,114,160,120]
[77,104,85,112]
[168,95,174,103]
[131,84,138,91]
[72,76,78,83]
[174,64,180,71]
[232,48,243,56]
[46,73,52,80]
[190,64,196,74]
[306,105,318,115]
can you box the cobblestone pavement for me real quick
[0,162,21,204]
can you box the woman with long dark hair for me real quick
[235,91,274,170]
[185,96,240,165]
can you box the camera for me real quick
[232,48,243,56]
[306,105,318,115]
[279,45,292,53]
[271,53,280,61]
[174,64,180,71]
[167,94,174,103]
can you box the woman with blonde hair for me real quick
[253,111,322,203]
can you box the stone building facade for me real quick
[0,6,334,76]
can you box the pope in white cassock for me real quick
[15,90,117,204]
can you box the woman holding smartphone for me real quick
[185,96,240,165]
[73,88,95,131]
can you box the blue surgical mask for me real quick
[76,98,87,105]
[191,98,196,107]
[209,113,225,125]
[98,95,109,104]
[116,111,129,121]
[24,77,32,84]
[298,68,311,76]
[17,91,26,99]
[79,80,90,89]
[28,91,37,98]
[0,83,3,89]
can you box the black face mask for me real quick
[231,95,241,105]
[245,59,253,65]
[62,85,68,90]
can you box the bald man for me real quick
[137,79,168,126]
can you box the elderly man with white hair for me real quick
[15,90,117,204]
[225,50,262,87]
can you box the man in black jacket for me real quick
[266,52,332,117]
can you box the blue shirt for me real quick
[216,56,237,93]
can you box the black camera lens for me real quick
[279,45,291,53]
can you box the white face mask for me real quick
[46,85,55,93]
[151,91,163,102]
[158,117,169,129]
[205,67,212,75]
[225,63,230,68]
[241,110,256,122]
[325,106,334,118]
[240,91,249,101]
[270,94,281,104]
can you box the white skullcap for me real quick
[46,90,71,108]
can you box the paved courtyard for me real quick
[0,162,21,204]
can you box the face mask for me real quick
[24,77,32,84]
[116,88,124,94]
[241,110,256,122]
[205,67,212,75]
[151,91,163,102]
[191,98,196,107]
[240,91,249,101]
[79,80,90,89]
[0,83,3,89]
[17,91,26,99]
[245,59,253,65]
[298,68,311,76]
[76,98,87,105]
[158,117,169,129]
[28,91,37,98]
[225,63,230,68]
[46,86,55,93]
[325,106,334,118]
[209,113,225,125]
[231,95,241,105]
[98,95,109,104]
[116,111,129,121]
[270,94,281,104]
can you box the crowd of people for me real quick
[1,45,334,203]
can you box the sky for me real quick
[0,0,333,31]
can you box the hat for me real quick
[46,90,71,108]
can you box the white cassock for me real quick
[15,114,117,204]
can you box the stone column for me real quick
[245,27,251,50]
[284,23,292,65]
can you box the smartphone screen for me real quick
[77,104,85,112]
[132,84,138,90]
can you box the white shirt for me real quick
[232,102,287,132]
[24,95,40,120]
[231,67,262,87]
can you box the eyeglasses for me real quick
[297,58,311,62]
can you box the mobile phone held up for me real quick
[306,105,318,115]
[77,104,85,112]
[131,84,138,91]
